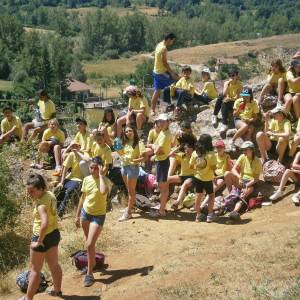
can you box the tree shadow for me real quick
[63,296,100,300]
[0,231,29,273]
[138,210,195,222]
[95,265,154,285]
[216,216,252,225]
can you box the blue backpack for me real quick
[16,271,49,293]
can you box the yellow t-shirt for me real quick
[128,97,149,117]
[38,100,56,121]
[148,128,159,144]
[269,119,291,141]
[74,131,93,152]
[42,128,65,144]
[119,141,145,166]
[63,152,83,181]
[32,191,58,236]
[267,72,287,84]
[201,81,218,99]
[175,77,195,96]
[154,41,167,74]
[90,142,112,166]
[1,115,23,139]
[236,154,262,181]
[233,98,259,121]
[226,80,243,100]
[190,151,217,182]
[155,129,172,161]
[215,153,231,177]
[175,152,195,176]
[286,70,300,93]
[81,175,108,216]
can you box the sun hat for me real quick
[240,141,255,150]
[240,87,253,97]
[156,113,169,121]
[271,106,287,116]
[213,140,225,148]
[201,67,211,74]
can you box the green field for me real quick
[0,80,13,92]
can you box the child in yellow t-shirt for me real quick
[231,88,259,151]
[189,134,217,223]
[194,68,218,104]
[224,141,262,220]
[117,86,149,137]
[212,69,243,134]
[98,108,116,147]
[284,60,300,119]
[33,119,65,174]
[163,65,195,110]
[290,118,300,157]
[0,106,22,145]
[258,59,287,104]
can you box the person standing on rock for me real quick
[151,33,178,115]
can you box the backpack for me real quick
[136,194,152,209]
[145,174,157,195]
[263,160,286,183]
[248,195,264,210]
[71,250,105,270]
[223,187,242,213]
[16,271,49,293]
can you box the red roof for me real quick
[67,79,92,92]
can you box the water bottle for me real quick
[114,137,123,151]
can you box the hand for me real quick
[30,240,43,250]
[12,125,17,131]
[56,182,63,189]
[75,217,80,228]
[266,131,273,136]
[98,165,105,176]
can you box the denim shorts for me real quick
[121,165,139,179]
[153,72,174,91]
[31,229,60,253]
[81,208,106,226]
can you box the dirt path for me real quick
[10,189,300,300]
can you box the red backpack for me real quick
[71,250,105,270]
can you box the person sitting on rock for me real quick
[256,106,291,163]
[190,134,218,223]
[269,151,300,204]
[169,140,196,210]
[289,118,300,158]
[211,69,243,135]
[0,106,23,145]
[22,90,56,142]
[172,120,197,148]
[196,68,218,104]
[230,88,259,151]
[224,141,262,220]
[116,86,149,138]
[284,60,300,119]
[163,65,197,113]
[32,119,65,175]
[258,59,287,105]
[62,117,93,161]
[97,108,116,147]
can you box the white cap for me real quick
[271,106,287,116]
[156,113,169,121]
[202,67,210,74]
[241,141,255,150]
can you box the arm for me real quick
[161,49,173,74]
[223,80,230,97]
[31,205,48,248]
[232,162,241,179]
[99,167,108,195]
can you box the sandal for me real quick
[47,290,63,297]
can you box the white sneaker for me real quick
[230,141,237,152]
[220,124,228,133]
[269,190,283,201]
[212,115,218,126]
[118,209,132,222]
[292,194,300,204]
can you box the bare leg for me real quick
[232,120,249,143]
[259,83,273,104]
[256,131,272,162]
[22,122,35,141]
[159,181,169,214]
[116,116,127,137]
[45,246,62,293]
[276,137,288,162]
[126,177,137,215]
[278,169,299,191]
[53,145,62,169]
[284,93,293,113]
[292,94,300,119]
[195,192,204,214]
[277,78,286,103]
[244,124,255,141]
[224,171,239,192]
[151,90,161,113]
[167,157,177,177]
[175,179,193,205]
[289,134,300,157]
[136,113,146,130]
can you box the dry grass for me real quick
[84,56,147,76]
[168,33,300,65]
[0,80,12,91]
[24,27,55,34]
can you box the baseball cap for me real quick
[213,140,225,148]
[240,141,255,150]
[271,106,287,116]
[240,88,253,97]
[156,113,169,121]
[201,67,211,74]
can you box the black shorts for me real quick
[193,178,214,194]
[31,229,60,253]
[156,158,170,182]
[179,175,194,184]
[268,140,277,155]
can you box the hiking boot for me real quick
[195,213,206,222]
[292,193,300,205]
[84,274,94,287]
[206,213,218,223]
[212,115,218,127]
[269,190,283,201]
[118,209,132,222]
[228,211,241,221]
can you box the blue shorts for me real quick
[153,72,174,91]
[156,158,170,182]
[81,208,106,226]
[121,165,139,179]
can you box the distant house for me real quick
[66,78,92,102]
[216,57,239,71]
